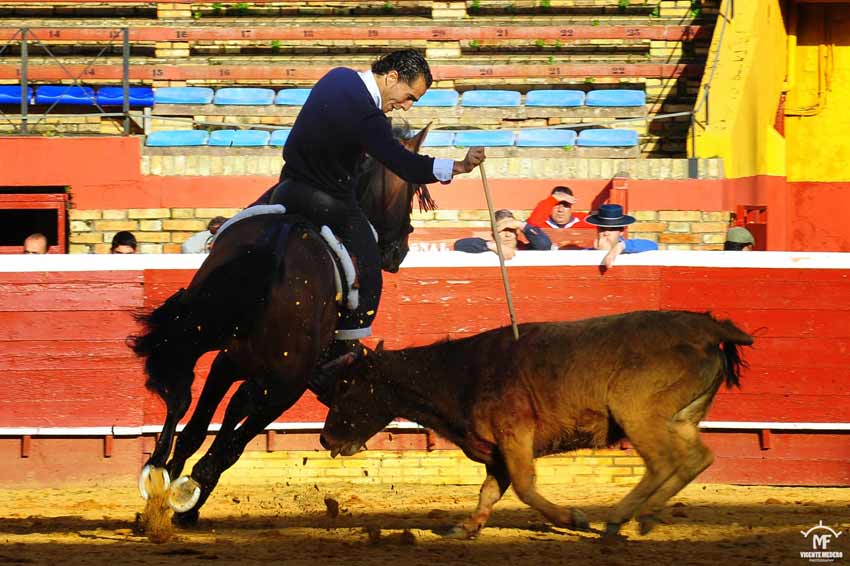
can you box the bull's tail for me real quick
[714,318,753,389]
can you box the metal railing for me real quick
[0,27,133,135]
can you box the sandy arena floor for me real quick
[0,481,847,565]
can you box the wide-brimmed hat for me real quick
[585,204,635,227]
[725,226,754,245]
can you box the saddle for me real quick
[213,204,366,311]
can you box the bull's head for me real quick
[319,344,394,457]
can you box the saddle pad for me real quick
[213,205,358,310]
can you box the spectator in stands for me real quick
[248,49,485,396]
[181,216,228,254]
[454,209,552,260]
[110,231,137,254]
[22,233,48,254]
[723,226,755,251]
[526,186,589,229]
[585,204,657,269]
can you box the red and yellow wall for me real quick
[692,0,850,251]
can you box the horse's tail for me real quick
[714,317,753,389]
[130,251,280,400]
[128,288,198,398]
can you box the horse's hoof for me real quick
[168,475,201,513]
[638,514,661,535]
[173,508,200,528]
[443,524,478,540]
[138,465,171,500]
[570,508,590,531]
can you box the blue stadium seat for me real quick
[269,129,291,147]
[414,89,459,107]
[214,87,275,106]
[585,89,646,107]
[97,86,154,107]
[145,130,209,147]
[0,85,31,104]
[454,130,515,147]
[208,130,237,147]
[232,130,270,147]
[576,129,639,147]
[275,88,311,106]
[422,130,454,147]
[525,90,585,107]
[35,85,96,105]
[461,90,521,107]
[516,129,577,147]
[154,87,214,104]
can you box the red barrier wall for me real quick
[0,253,848,484]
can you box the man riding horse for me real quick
[252,49,485,400]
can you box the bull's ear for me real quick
[405,122,431,153]
[375,340,385,354]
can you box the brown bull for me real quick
[320,310,753,538]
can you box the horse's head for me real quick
[358,123,436,273]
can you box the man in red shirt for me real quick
[526,186,589,229]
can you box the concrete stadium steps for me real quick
[0,0,719,20]
[138,146,725,179]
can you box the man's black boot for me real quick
[308,339,362,405]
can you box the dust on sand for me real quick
[0,482,847,565]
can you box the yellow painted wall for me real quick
[690,0,788,179]
[784,4,850,182]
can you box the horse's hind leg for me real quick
[167,352,240,480]
[175,380,306,522]
[170,377,260,525]
[144,357,197,470]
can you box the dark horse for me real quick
[130,125,435,523]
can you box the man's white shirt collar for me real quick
[358,70,382,109]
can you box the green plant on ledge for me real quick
[271,39,281,53]
[591,19,600,26]
[540,0,551,9]
[383,1,394,13]
[211,2,223,14]
[534,39,546,49]
[232,3,250,15]
[470,0,481,13]
[469,39,480,49]
[690,0,702,18]
[618,0,629,11]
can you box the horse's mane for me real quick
[356,123,437,213]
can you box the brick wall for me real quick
[188,448,643,487]
[69,206,731,252]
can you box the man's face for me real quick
[496,229,518,248]
[23,238,47,254]
[381,71,427,113]
[595,227,623,250]
[111,245,136,254]
[551,200,573,225]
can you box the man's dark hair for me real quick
[207,216,227,234]
[111,230,137,250]
[551,185,574,196]
[723,241,751,251]
[372,50,433,88]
